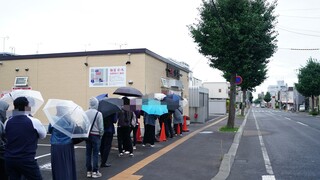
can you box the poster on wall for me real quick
[89,66,126,87]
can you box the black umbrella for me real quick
[98,98,123,118]
[113,87,143,97]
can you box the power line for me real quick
[277,25,320,34]
[279,15,320,19]
[277,27,320,37]
[278,8,320,12]
[278,48,320,51]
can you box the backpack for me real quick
[72,112,98,145]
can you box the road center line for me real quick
[253,111,275,176]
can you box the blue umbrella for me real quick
[96,93,108,101]
[166,94,182,101]
[142,99,168,116]
[162,94,182,112]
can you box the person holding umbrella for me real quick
[100,113,117,167]
[48,104,77,180]
[98,97,122,167]
[142,112,159,147]
[85,97,104,178]
[117,97,134,157]
[4,97,46,180]
[0,117,8,180]
[0,100,9,123]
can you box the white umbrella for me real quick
[181,98,188,107]
[143,93,166,101]
[43,99,90,138]
[0,90,44,117]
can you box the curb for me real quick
[212,109,250,180]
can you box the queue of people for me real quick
[0,94,186,180]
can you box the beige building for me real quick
[0,48,190,125]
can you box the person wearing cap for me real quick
[4,96,47,180]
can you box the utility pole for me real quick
[1,36,9,54]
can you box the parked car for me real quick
[299,104,305,112]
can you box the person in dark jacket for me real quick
[0,100,9,180]
[142,112,159,147]
[117,108,134,157]
[0,120,8,180]
[4,97,46,180]
[100,113,117,167]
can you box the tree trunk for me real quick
[227,73,236,128]
[241,89,247,116]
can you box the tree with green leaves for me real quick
[295,57,320,112]
[253,98,261,105]
[264,92,272,107]
[189,0,277,128]
[224,62,268,115]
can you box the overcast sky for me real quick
[1,0,320,99]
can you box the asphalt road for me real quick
[228,107,320,180]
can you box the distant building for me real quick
[202,82,229,115]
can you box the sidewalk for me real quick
[82,114,245,180]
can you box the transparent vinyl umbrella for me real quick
[43,99,90,138]
[1,90,44,117]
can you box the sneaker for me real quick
[150,144,155,148]
[87,171,92,178]
[133,146,136,150]
[100,163,111,168]
[142,144,146,147]
[118,153,124,157]
[129,153,134,157]
[124,151,130,155]
[92,171,102,178]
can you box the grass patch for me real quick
[219,126,239,132]
[237,114,245,119]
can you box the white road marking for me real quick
[40,163,51,170]
[285,117,291,120]
[35,144,85,160]
[297,122,308,127]
[262,175,276,180]
[253,111,275,176]
[35,153,51,159]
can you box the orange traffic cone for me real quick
[182,116,189,132]
[159,123,167,142]
[136,122,142,143]
[177,123,181,135]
